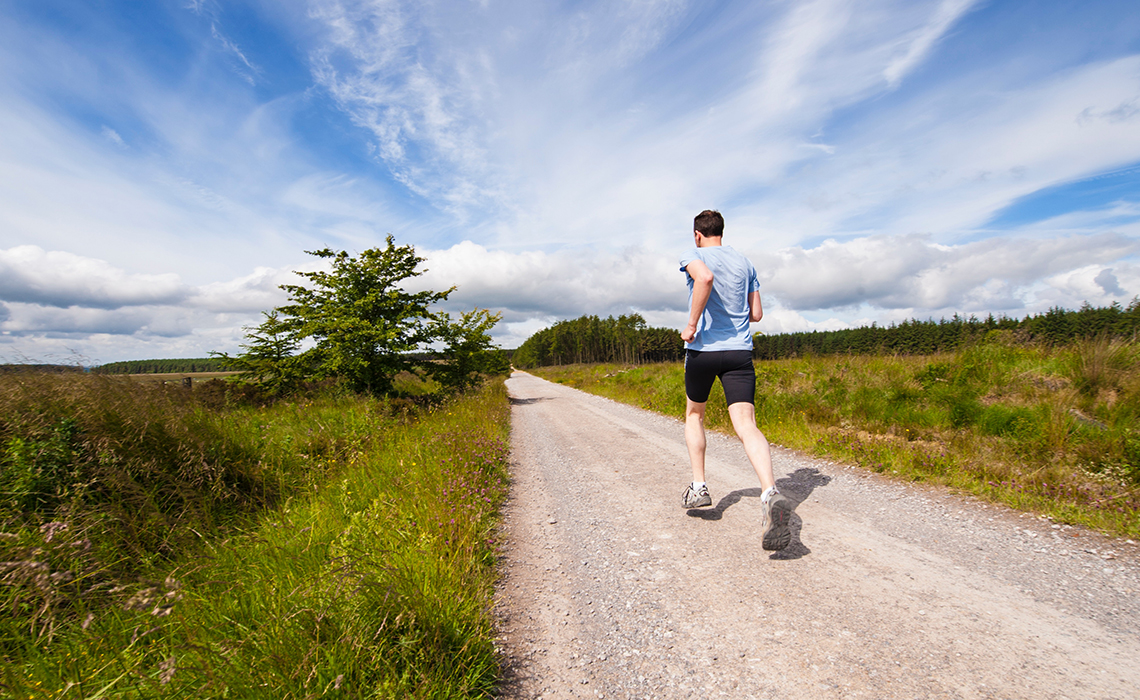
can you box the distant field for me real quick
[126,371,241,383]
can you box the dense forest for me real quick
[754,300,1140,360]
[513,301,1140,368]
[511,314,684,368]
[93,358,228,374]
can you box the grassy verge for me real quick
[1,373,510,698]
[530,336,1140,538]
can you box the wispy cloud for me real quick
[210,23,261,85]
[308,0,500,217]
[883,0,978,87]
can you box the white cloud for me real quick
[414,240,685,318]
[753,232,1140,312]
[100,125,126,147]
[882,0,978,88]
[0,246,188,309]
[190,266,303,313]
[210,23,260,85]
[760,55,1140,244]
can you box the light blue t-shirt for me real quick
[679,245,760,352]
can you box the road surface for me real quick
[493,371,1140,700]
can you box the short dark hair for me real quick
[694,210,724,237]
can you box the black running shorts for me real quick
[684,349,756,405]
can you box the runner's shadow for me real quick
[686,487,763,521]
[776,467,832,504]
[770,467,832,560]
[685,467,833,560]
[768,515,811,560]
[508,396,552,405]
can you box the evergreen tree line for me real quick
[93,358,228,375]
[754,300,1140,360]
[513,301,1140,368]
[512,314,684,368]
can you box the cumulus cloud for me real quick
[753,232,1140,312]
[413,241,685,320]
[1094,268,1125,296]
[0,246,189,309]
[413,231,1139,336]
[190,266,303,313]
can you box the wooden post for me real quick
[183,377,192,389]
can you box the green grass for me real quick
[530,335,1140,538]
[1,373,510,698]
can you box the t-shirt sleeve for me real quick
[748,262,760,293]
[679,248,701,274]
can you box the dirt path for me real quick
[492,372,1140,700]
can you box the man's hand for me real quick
[681,323,698,343]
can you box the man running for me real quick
[679,209,793,551]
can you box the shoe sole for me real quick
[683,497,712,508]
[762,497,794,551]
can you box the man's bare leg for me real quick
[728,401,793,549]
[684,398,708,483]
[727,402,775,491]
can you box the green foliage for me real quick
[1,418,79,512]
[430,308,512,390]
[212,310,304,396]
[279,239,454,395]
[0,376,512,698]
[513,313,683,368]
[218,238,508,397]
[0,374,274,563]
[1060,334,1137,398]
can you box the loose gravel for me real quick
[493,372,1139,700]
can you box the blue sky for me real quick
[1,0,1138,363]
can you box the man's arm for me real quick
[748,290,763,322]
[681,260,713,342]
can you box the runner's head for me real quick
[694,210,724,238]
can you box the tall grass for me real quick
[532,334,1140,537]
[1,373,510,698]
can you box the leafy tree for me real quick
[212,311,303,395]
[274,238,454,394]
[218,237,508,396]
[430,309,511,390]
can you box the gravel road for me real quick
[492,371,1140,700]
